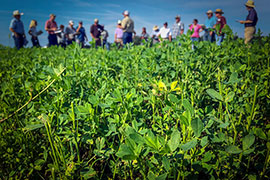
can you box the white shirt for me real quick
[158,27,172,39]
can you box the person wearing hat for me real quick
[65,20,77,45]
[238,0,258,44]
[171,15,184,40]
[151,25,160,44]
[45,14,58,47]
[158,22,172,42]
[9,10,26,49]
[214,9,227,46]
[76,21,88,48]
[90,18,104,47]
[114,20,124,48]
[121,10,135,44]
[204,10,216,42]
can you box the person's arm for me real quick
[239,20,253,24]
[28,29,32,36]
[76,26,81,33]
[169,35,172,42]
[114,33,117,42]
[180,23,184,34]
[10,28,19,37]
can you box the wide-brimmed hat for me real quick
[245,0,255,7]
[215,9,224,14]
[50,13,56,17]
[206,10,213,14]
[13,10,23,16]
[175,15,181,19]
[153,25,159,31]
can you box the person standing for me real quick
[56,25,66,48]
[9,10,26,49]
[204,10,216,42]
[101,25,109,50]
[65,20,76,45]
[151,25,160,44]
[114,20,124,47]
[76,21,88,48]
[121,10,135,44]
[90,19,104,47]
[28,20,43,47]
[189,19,202,42]
[214,9,227,46]
[140,27,150,41]
[158,22,172,42]
[172,15,184,40]
[45,14,58,47]
[238,0,258,44]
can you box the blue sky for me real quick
[1,0,269,47]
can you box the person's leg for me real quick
[123,32,128,44]
[48,34,52,47]
[13,36,20,49]
[244,27,255,44]
[18,35,24,49]
[216,34,221,46]
[210,32,215,42]
[128,32,133,43]
[203,30,209,41]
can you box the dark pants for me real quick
[13,34,24,50]
[123,32,133,44]
[48,34,58,47]
[95,38,101,47]
[67,39,75,45]
[31,36,40,47]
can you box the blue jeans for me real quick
[13,34,24,49]
[48,34,58,47]
[215,34,224,46]
[203,29,215,42]
[191,37,199,50]
[123,32,133,44]
[102,40,110,50]
[31,36,40,47]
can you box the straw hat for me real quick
[50,13,56,17]
[153,25,159,31]
[13,10,23,16]
[215,9,224,14]
[245,0,255,8]
[206,10,213,14]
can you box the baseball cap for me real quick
[123,10,129,15]
[117,20,121,24]
[69,20,74,25]
[94,18,99,22]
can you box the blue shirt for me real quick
[9,18,25,35]
[245,8,258,27]
[76,26,86,42]
[205,16,216,29]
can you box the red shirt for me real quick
[45,20,58,34]
[216,16,226,34]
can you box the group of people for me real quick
[9,0,258,50]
